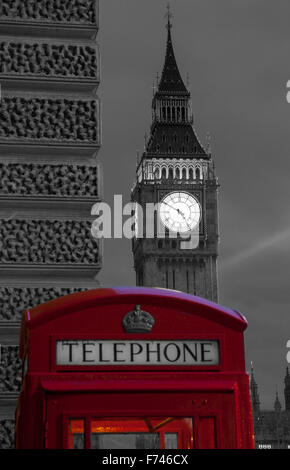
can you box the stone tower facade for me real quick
[0,0,102,447]
[132,16,219,301]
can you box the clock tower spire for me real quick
[132,10,219,302]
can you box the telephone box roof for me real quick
[22,286,247,332]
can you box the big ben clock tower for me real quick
[132,11,219,302]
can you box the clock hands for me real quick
[162,201,178,212]
[162,201,185,218]
[162,201,192,232]
[177,209,193,232]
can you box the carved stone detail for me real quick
[0,41,98,79]
[0,0,96,24]
[0,220,99,264]
[0,98,98,142]
[0,346,21,393]
[0,420,14,449]
[0,287,87,321]
[0,163,98,197]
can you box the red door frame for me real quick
[44,387,237,449]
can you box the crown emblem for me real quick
[122,305,155,333]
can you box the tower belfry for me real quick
[132,10,219,301]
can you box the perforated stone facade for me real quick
[0,97,99,142]
[0,164,99,197]
[0,287,87,321]
[0,41,98,79]
[0,420,14,449]
[0,0,101,447]
[0,0,97,24]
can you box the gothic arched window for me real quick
[196,168,200,179]
[172,107,176,122]
[182,107,185,121]
[154,167,160,179]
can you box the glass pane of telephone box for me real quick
[91,433,160,449]
[164,433,178,449]
[90,417,193,449]
[69,419,85,449]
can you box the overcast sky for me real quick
[98,0,290,409]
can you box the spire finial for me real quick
[156,72,159,86]
[165,2,173,30]
[206,131,212,155]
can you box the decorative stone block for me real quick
[0,420,14,448]
[0,346,21,392]
[0,0,97,25]
[0,97,99,143]
[0,41,98,80]
[0,287,87,321]
[0,163,98,197]
[0,220,99,264]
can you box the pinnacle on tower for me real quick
[250,362,261,413]
[274,388,282,413]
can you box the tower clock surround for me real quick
[159,191,201,234]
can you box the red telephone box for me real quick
[15,287,255,449]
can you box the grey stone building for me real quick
[0,0,102,448]
[250,365,290,449]
[132,14,219,301]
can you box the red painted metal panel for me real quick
[40,378,238,393]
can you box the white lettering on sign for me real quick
[56,340,219,366]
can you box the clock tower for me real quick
[131,13,219,302]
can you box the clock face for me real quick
[159,192,201,233]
